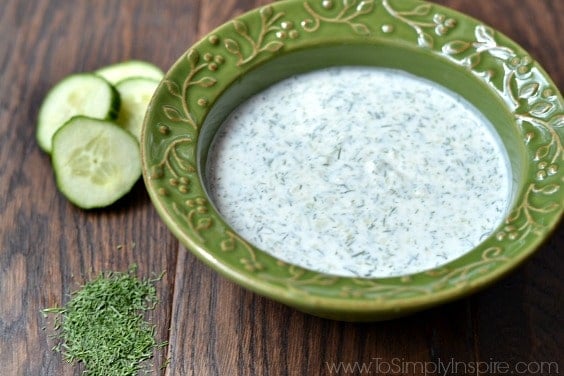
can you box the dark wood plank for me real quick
[0,0,199,374]
[197,0,273,37]
[471,230,564,366]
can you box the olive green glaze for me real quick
[141,0,563,321]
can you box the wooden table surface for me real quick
[1,0,562,375]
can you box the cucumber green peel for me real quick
[52,116,141,209]
[36,73,119,153]
[116,77,160,142]
[96,60,164,85]
[37,60,163,208]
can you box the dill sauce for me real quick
[207,67,510,278]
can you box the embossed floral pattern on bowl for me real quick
[141,0,563,321]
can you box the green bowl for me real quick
[141,0,563,321]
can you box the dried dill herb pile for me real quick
[43,266,166,376]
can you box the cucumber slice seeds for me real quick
[37,73,119,153]
[116,77,160,142]
[95,60,164,85]
[37,60,163,208]
[52,116,142,209]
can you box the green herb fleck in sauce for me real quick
[207,67,511,278]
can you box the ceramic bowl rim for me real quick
[141,0,563,320]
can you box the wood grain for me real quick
[0,1,562,375]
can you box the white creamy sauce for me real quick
[206,67,511,278]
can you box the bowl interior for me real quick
[198,43,525,206]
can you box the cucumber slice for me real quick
[96,60,164,85]
[115,77,160,142]
[37,73,119,153]
[51,116,141,209]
